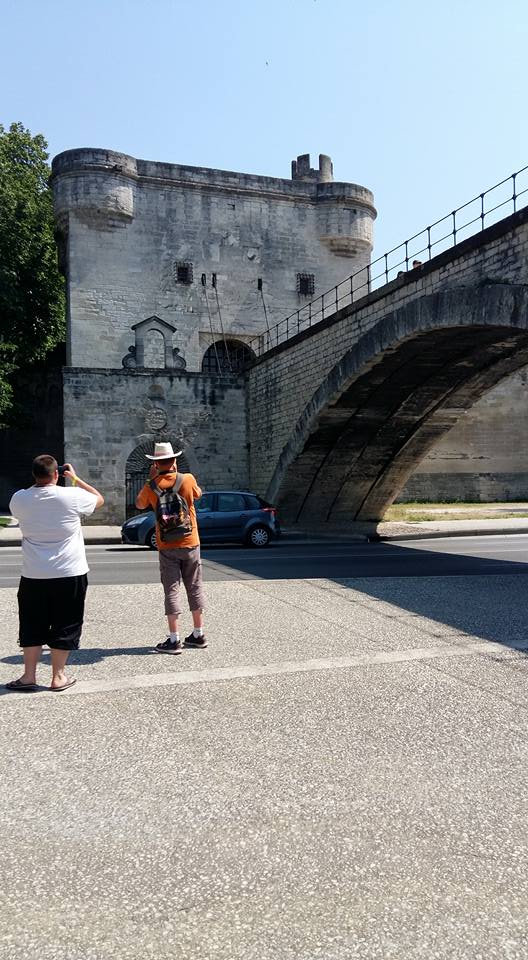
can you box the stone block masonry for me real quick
[51,148,377,523]
[63,368,248,523]
[247,206,528,518]
[50,143,528,519]
[52,149,376,373]
[399,367,528,502]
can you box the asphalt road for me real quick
[1,533,528,587]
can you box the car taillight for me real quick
[262,507,277,515]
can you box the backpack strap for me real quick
[149,473,185,497]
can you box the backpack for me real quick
[150,473,193,543]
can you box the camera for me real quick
[57,464,67,487]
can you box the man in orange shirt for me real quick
[135,442,206,654]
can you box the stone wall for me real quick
[247,207,528,502]
[62,368,248,523]
[399,368,528,501]
[52,149,376,373]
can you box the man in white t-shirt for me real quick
[6,454,104,692]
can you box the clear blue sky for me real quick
[2,0,527,258]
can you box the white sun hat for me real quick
[145,442,183,461]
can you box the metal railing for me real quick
[238,163,528,364]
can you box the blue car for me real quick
[121,490,281,550]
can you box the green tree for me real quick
[0,122,65,425]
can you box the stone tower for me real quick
[50,148,376,521]
[51,149,376,371]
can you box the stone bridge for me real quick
[248,207,528,524]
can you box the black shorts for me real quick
[18,575,88,650]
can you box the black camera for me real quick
[57,464,67,487]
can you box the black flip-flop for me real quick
[50,678,77,692]
[5,679,38,692]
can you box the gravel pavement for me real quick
[1,574,528,959]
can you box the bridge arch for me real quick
[267,283,528,524]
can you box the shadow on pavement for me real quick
[1,647,154,668]
[197,539,528,652]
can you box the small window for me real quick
[217,493,247,512]
[244,495,261,510]
[196,493,214,512]
[174,261,193,285]
[297,273,315,296]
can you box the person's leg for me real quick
[10,577,46,686]
[18,645,43,684]
[50,648,71,689]
[47,575,87,689]
[155,550,183,653]
[182,547,207,648]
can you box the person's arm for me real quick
[136,464,159,509]
[64,464,104,509]
[188,475,202,501]
[8,492,18,520]
[136,486,150,510]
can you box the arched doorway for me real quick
[201,339,255,374]
[125,440,191,518]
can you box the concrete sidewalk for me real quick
[3,516,528,546]
[1,572,528,958]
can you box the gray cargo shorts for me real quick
[158,545,205,617]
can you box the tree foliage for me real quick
[0,122,65,424]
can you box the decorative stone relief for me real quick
[121,345,137,368]
[172,348,187,370]
[130,315,178,369]
[144,406,168,432]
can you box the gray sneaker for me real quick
[153,637,184,655]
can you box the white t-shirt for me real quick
[9,484,98,579]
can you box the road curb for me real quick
[2,524,528,548]
[372,527,528,542]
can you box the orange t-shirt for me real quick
[136,471,202,550]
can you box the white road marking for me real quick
[1,637,527,702]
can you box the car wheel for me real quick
[247,525,270,548]
[147,528,158,550]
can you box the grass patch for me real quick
[0,517,12,528]
[384,502,528,523]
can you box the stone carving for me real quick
[162,407,211,447]
[172,347,187,370]
[139,398,209,441]
[131,316,178,369]
[144,406,168,432]
[121,345,137,369]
